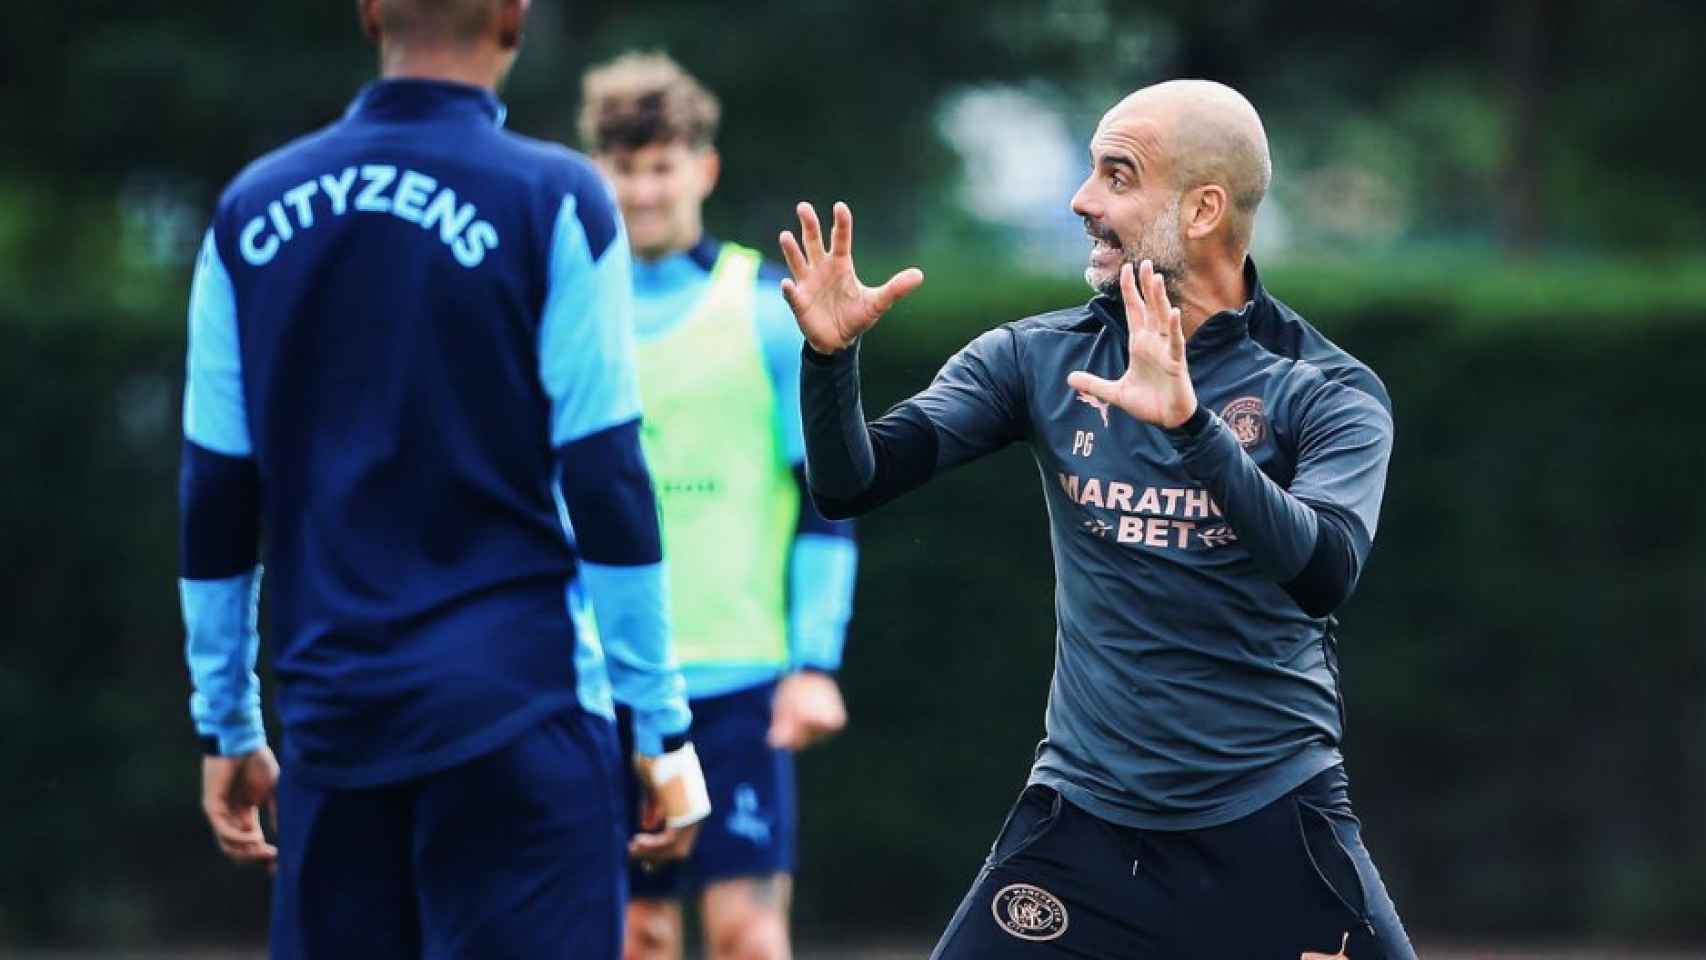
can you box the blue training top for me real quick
[178,78,691,788]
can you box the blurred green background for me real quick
[3,0,1704,953]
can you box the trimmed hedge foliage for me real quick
[3,264,1704,944]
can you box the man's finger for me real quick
[771,699,801,750]
[797,202,826,261]
[1168,307,1186,362]
[209,813,278,864]
[223,839,279,865]
[789,715,844,751]
[871,267,924,315]
[1146,260,1169,335]
[779,230,809,281]
[780,277,804,317]
[629,827,693,863]
[1120,262,1145,335]
[208,809,267,849]
[1066,371,1118,403]
[1147,263,1172,323]
[766,708,800,750]
[830,201,853,259]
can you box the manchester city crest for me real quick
[1221,396,1267,450]
[991,883,1069,941]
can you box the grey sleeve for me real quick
[800,327,1026,519]
[1166,376,1393,617]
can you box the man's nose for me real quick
[628,176,664,206]
[1069,178,1098,219]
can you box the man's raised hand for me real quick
[1067,260,1199,429]
[778,201,923,354]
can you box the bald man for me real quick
[177,2,709,957]
[779,81,1414,958]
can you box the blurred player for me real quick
[578,53,859,960]
[779,80,1415,958]
[176,3,709,957]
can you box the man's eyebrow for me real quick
[1097,152,1139,174]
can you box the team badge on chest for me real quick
[1221,395,1267,449]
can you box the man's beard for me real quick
[1084,195,1187,305]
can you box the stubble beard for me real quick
[1086,195,1188,306]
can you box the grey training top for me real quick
[799,260,1395,830]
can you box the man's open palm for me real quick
[778,201,923,354]
[1067,260,1198,429]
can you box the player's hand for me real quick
[1066,260,1198,429]
[778,201,924,354]
[767,671,848,751]
[628,744,711,867]
[201,746,279,869]
[628,807,701,868]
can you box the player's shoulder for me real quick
[492,129,599,184]
[746,251,802,351]
[214,121,346,213]
[487,131,612,208]
[492,131,623,256]
[1255,350,1394,446]
[1010,302,1102,337]
[1250,289,1392,414]
[994,301,1103,370]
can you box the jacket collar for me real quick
[1088,257,1271,362]
[346,78,507,128]
[633,235,722,295]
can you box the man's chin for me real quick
[630,236,676,260]
[1085,266,1120,297]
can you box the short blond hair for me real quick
[578,52,721,154]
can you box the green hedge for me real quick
[3,264,1704,946]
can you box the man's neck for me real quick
[634,231,705,266]
[1176,254,1251,337]
[381,47,503,90]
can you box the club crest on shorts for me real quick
[1221,395,1267,449]
[991,883,1069,941]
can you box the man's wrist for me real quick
[637,741,713,828]
[198,725,267,757]
[632,719,693,758]
[801,338,857,366]
[1166,401,1211,437]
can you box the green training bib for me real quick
[634,244,798,668]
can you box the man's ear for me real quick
[697,148,722,200]
[357,0,382,42]
[498,0,529,51]
[1185,184,1228,240]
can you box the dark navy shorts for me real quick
[619,680,797,899]
[931,765,1416,960]
[269,709,626,960]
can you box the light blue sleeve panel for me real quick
[580,560,692,756]
[181,569,267,755]
[755,276,808,464]
[789,533,858,671]
[183,229,251,456]
[539,192,643,448]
